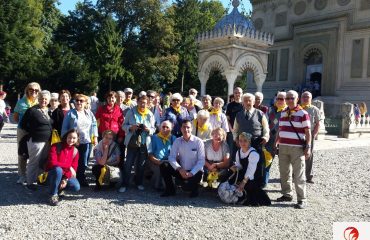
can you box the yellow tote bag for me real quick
[51,129,61,145]
[263,147,273,167]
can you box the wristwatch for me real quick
[305,144,311,149]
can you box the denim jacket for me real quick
[61,108,98,142]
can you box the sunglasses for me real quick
[276,98,285,101]
[162,126,170,129]
[148,95,155,98]
[29,89,39,93]
[76,99,85,103]
[285,97,295,100]
[172,99,180,102]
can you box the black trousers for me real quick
[160,163,202,194]
[92,164,104,186]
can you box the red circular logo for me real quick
[344,227,359,240]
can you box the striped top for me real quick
[278,106,311,146]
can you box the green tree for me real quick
[95,16,127,92]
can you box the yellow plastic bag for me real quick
[207,171,219,188]
[98,165,108,186]
[263,147,273,167]
[51,129,61,145]
[38,172,48,184]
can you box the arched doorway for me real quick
[304,48,323,97]
[206,69,227,98]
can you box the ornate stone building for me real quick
[197,0,274,97]
[251,0,370,107]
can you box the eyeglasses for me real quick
[276,98,285,101]
[29,89,39,93]
[148,95,155,98]
[172,99,180,102]
[76,99,85,103]
[162,126,170,129]
[285,97,295,101]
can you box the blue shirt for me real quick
[148,134,176,161]
[161,106,191,137]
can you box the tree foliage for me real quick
[0,0,225,101]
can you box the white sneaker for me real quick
[17,176,26,185]
[118,187,126,193]
[137,185,145,191]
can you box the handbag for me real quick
[128,131,142,148]
[106,165,120,182]
[51,129,61,145]
[218,171,245,204]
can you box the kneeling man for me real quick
[160,120,205,197]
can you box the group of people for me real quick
[11,82,321,209]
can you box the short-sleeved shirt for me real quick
[303,105,320,132]
[278,106,311,146]
[94,141,120,166]
[148,134,176,161]
[226,101,243,127]
[14,96,37,127]
[204,140,230,162]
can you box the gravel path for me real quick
[0,123,369,239]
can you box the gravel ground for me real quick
[0,123,369,239]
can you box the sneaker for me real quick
[26,184,37,191]
[306,179,314,184]
[49,195,59,206]
[137,185,145,191]
[118,187,126,193]
[58,190,66,198]
[294,201,307,209]
[17,176,26,185]
[276,195,293,202]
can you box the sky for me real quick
[57,0,252,15]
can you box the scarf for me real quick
[137,107,149,118]
[193,119,209,135]
[275,103,287,112]
[26,97,38,107]
[123,99,132,106]
[157,132,171,144]
[209,108,221,122]
[300,103,311,110]
[287,105,303,118]
[172,106,181,114]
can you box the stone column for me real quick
[341,102,356,138]
[224,69,239,101]
[255,73,266,92]
[198,71,208,96]
[312,99,327,140]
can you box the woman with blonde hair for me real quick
[203,127,230,186]
[62,94,98,187]
[14,82,42,184]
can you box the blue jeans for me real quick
[77,143,92,181]
[48,167,80,195]
[121,146,147,187]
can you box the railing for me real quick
[197,25,274,45]
[341,102,370,138]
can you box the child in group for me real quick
[45,129,80,206]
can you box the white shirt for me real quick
[77,111,92,144]
[90,96,99,113]
[235,147,259,180]
[0,99,6,116]
[169,135,205,175]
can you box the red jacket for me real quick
[95,104,125,138]
[46,144,79,179]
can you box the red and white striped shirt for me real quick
[278,105,311,146]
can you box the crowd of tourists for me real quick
[8,82,323,209]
